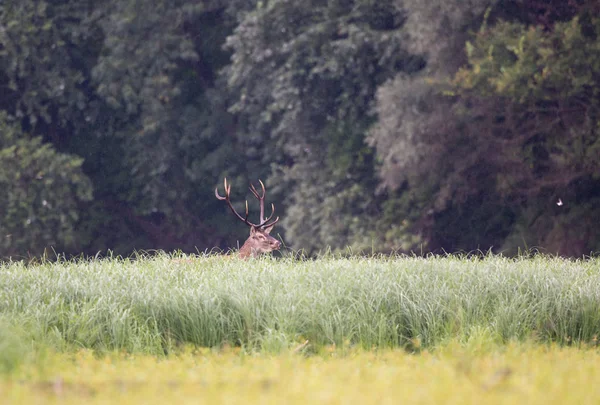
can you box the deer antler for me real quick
[215,178,279,229]
[249,180,278,225]
[215,178,250,224]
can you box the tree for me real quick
[0,0,106,141]
[0,0,251,256]
[0,113,92,257]
[87,0,241,251]
[367,0,497,252]
[369,0,600,255]
[226,0,423,253]
[450,15,600,255]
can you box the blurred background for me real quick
[1,0,599,259]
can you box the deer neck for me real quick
[238,240,259,259]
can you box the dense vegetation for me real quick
[2,254,599,402]
[0,254,599,355]
[1,0,600,257]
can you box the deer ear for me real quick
[262,223,275,235]
[250,226,258,235]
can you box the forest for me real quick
[1,0,600,259]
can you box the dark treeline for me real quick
[1,0,600,258]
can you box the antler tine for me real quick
[214,177,227,200]
[263,215,280,228]
[217,178,279,229]
[249,179,269,223]
[215,178,253,225]
[258,202,277,226]
[248,180,265,199]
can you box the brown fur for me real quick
[238,224,281,258]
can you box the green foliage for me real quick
[456,17,600,102]
[1,0,600,257]
[0,0,103,132]
[227,0,421,253]
[370,4,600,255]
[82,0,255,251]
[450,16,600,254]
[91,0,233,211]
[0,0,249,255]
[1,254,600,353]
[400,0,496,72]
[0,114,92,257]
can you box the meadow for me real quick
[4,343,600,404]
[1,253,599,403]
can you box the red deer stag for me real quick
[215,178,281,258]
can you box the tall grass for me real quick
[0,253,599,356]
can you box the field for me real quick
[1,253,599,403]
[4,343,600,404]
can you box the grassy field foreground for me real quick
[1,253,600,403]
[3,342,600,404]
[1,253,600,357]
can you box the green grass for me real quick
[2,253,599,404]
[1,252,599,363]
[4,342,600,404]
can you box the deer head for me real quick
[215,178,281,258]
